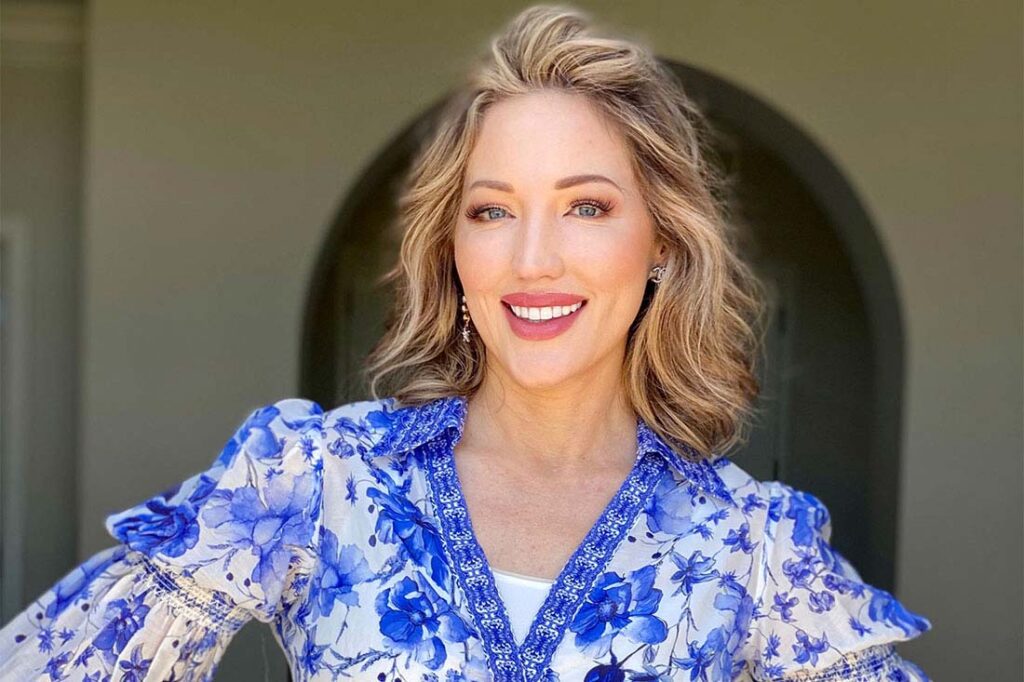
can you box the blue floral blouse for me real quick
[0,395,932,681]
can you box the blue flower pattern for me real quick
[376,573,471,670]
[0,395,931,680]
[570,566,669,657]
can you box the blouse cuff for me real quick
[134,549,250,638]
[765,643,929,681]
[0,545,251,680]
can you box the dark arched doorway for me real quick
[301,63,905,592]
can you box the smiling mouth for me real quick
[502,300,587,322]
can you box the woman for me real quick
[0,5,931,681]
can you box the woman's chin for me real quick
[502,361,585,393]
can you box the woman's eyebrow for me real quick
[467,179,515,192]
[553,174,622,191]
[466,174,623,192]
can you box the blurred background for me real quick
[1,1,1021,679]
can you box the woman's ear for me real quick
[653,239,668,267]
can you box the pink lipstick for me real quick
[499,292,587,341]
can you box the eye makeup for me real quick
[464,197,616,222]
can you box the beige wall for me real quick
[1,1,84,614]
[72,1,1021,678]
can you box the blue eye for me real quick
[569,198,614,218]
[466,204,510,222]
[466,198,614,222]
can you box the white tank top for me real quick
[491,567,554,644]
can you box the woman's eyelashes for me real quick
[465,204,511,221]
[568,197,614,218]
[464,197,615,222]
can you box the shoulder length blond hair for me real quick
[364,4,766,460]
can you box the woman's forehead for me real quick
[465,91,634,186]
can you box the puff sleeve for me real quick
[0,398,326,681]
[741,481,932,681]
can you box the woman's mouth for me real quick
[501,300,587,341]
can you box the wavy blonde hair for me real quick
[364,4,766,459]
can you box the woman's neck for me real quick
[463,363,638,473]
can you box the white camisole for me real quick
[490,567,554,644]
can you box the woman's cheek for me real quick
[453,229,504,291]
[568,230,646,288]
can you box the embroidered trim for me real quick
[131,550,250,636]
[371,395,735,507]
[518,452,667,682]
[424,436,524,682]
[367,395,466,460]
[425,426,669,682]
[636,420,735,506]
[766,644,912,681]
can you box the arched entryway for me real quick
[301,63,905,592]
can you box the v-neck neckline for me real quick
[422,416,668,682]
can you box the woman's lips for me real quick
[502,301,586,341]
[501,292,586,307]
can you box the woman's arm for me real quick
[739,481,931,681]
[0,398,326,680]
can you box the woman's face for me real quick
[453,90,665,393]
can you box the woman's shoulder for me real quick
[319,395,406,459]
[711,456,821,521]
[709,457,843,556]
[90,395,426,626]
[245,395,400,455]
[321,395,397,435]
[318,393,464,464]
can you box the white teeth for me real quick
[509,302,583,321]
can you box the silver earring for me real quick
[460,294,472,342]
[649,265,666,284]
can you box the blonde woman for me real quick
[0,5,931,681]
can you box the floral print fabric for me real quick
[0,395,932,681]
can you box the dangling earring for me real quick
[460,294,472,342]
[649,264,667,284]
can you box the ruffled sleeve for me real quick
[0,398,325,681]
[741,481,932,681]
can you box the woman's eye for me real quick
[467,199,611,222]
[569,200,612,218]
[467,205,510,222]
